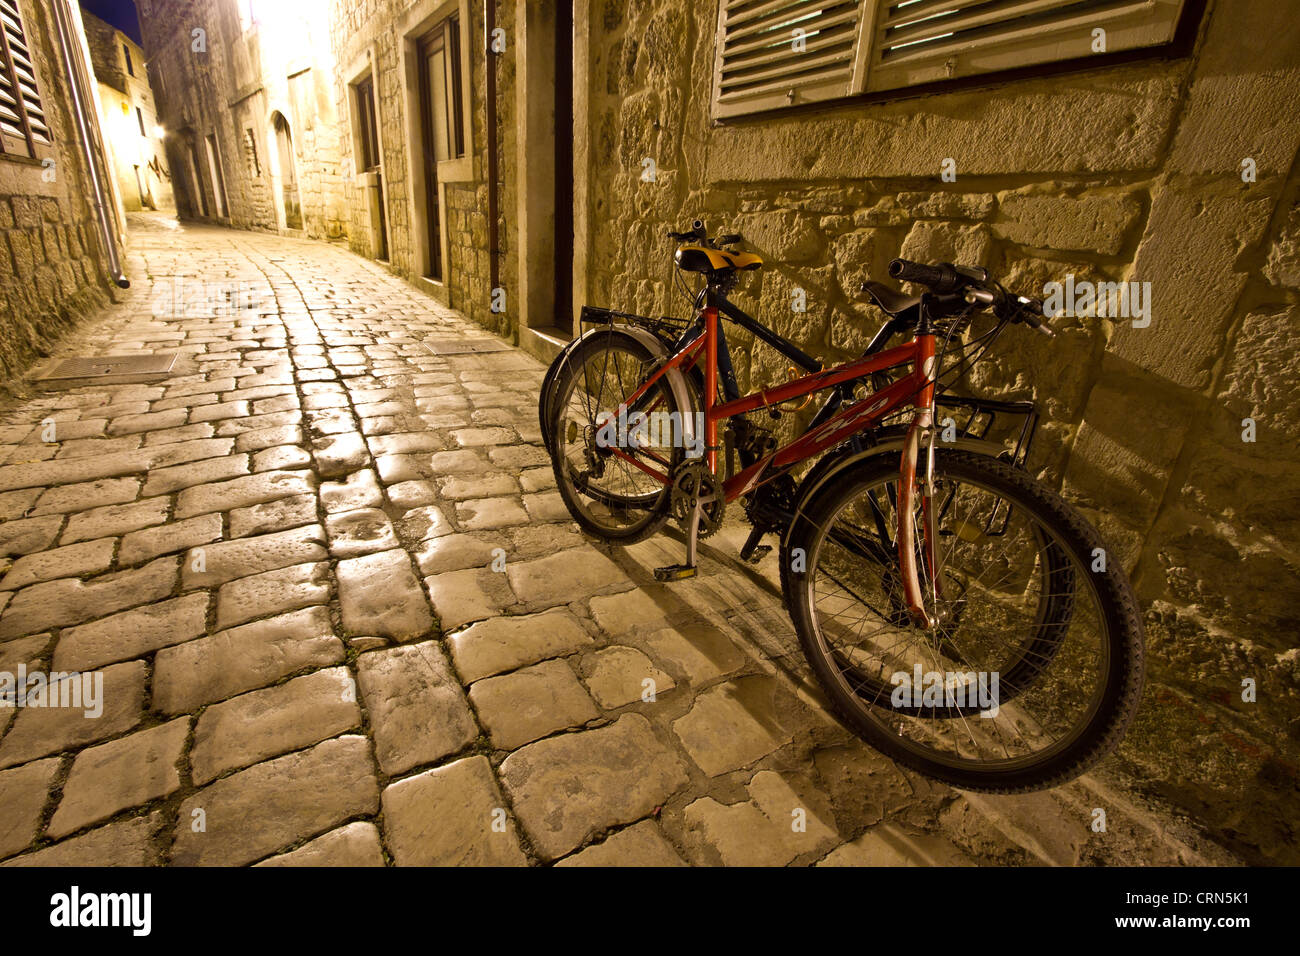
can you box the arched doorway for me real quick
[269,111,302,230]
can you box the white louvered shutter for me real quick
[713,1,869,118]
[863,0,1190,93]
[713,0,1191,118]
[0,0,51,156]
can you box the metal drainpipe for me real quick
[50,0,130,289]
[484,0,499,294]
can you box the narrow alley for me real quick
[0,216,1236,867]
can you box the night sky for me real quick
[81,0,143,45]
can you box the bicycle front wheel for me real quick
[785,450,1144,792]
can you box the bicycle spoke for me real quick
[804,462,1111,774]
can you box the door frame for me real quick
[345,46,390,261]
[571,0,591,344]
[204,132,229,219]
[398,0,473,298]
[516,1,576,359]
[266,106,302,232]
[187,137,209,218]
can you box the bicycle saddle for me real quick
[860,281,921,316]
[675,244,764,274]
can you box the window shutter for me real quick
[861,0,1190,93]
[0,0,51,155]
[713,0,869,118]
[713,0,1192,117]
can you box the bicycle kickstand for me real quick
[654,498,703,582]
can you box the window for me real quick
[244,126,260,175]
[355,76,381,171]
[136,106,146,137]
[420,14,465,163]
[124,43,134,76]
[712,0,1196,119]
[0,0,51,158]
[204,133,229,218]
[149,60,168,115]
[188,143,209,217]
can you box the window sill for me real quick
[437,156,471,183]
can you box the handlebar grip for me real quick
[669,221,708,242]
[716,233,743,245]
[887,258,964,294]
[1021,301,1055,337]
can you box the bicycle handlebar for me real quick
[888,259,964,294]
[888,257,1054,337]
[668,219,706,242]
[667,220,744,248]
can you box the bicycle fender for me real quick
[540,335,586,407]
[557,325,700,455]
[781,433,1009,553]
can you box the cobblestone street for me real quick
[0,217,1236,866]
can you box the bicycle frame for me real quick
[603,288,942,626]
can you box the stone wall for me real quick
[329,0,517,334]
[137,0,346,239]
[83,10,176,214]
[578,0,1300,862]
[0,0,116,383]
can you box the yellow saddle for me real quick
[675,244,764,274]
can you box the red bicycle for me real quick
[544,221,1143,791]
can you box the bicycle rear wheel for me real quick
[784,449,1144,792]
[540,335,587,456]
[548,330,684,542]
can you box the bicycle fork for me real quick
[898,335,943,629]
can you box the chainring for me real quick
[669,461,725,538]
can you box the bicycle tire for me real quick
[539,335,588,456]
[548,331,682,543]
[784,450,1144,792]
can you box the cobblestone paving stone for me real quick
[0,218,1239,866]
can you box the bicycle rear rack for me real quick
[930,395,1040,537]
[580,305,689,341]
[935,394,1039,469]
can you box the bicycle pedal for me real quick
[654,564,697,582]
[744,545,772,564]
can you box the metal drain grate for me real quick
[36,353,178,385]
[423,337,513,356]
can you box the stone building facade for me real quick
[0,0,121,382]
[324,0,1298,860]
[329,0,525,335]
[82,8,175,213]
[580,0,1300,863]
[119,0,1298,860]
[136,0,346,238]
